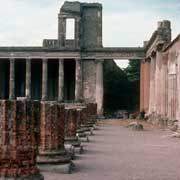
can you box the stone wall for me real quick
[146,34,180,130]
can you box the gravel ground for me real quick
[43,119,180,180]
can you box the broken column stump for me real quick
[37,102,74,174]
[64,107,83,154]
[0,100,44,180]
[87,103,98,126]
[76,107,89,142]
[79,103,98,135]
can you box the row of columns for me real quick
[8,58,104,116]
[8,58,82,102]
[141,49,180,126]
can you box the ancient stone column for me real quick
[26,58,31,99]
[167,58,177,121]
[95,59,104,116]
[42,58,48,101]
[0,100,43,179]
[144,60,150,113]
[9,58,15,100]
[64,107,83,153]
[176,53,180,131]
[65,108,77,138]
[160,53,168,118]
[58,59,64,102]
[38,102,73,173]
[140,60,145,112]
[75,58,82,102]
[149,55,156,115]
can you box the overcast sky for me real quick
[0,0,179,67]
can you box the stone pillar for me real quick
[65,108,77,138]
[26,58,31,99]
[144,60,150,113]
[176,53,180,131]
[42,58,48,101]
[75,58,82,102]
[167,58,177,121]
[9,58,15,100]
[38,102,65,154]
[58,59,64,102]
[0,100,43,179]
[37,102,73,172]
[160,53,168,118]
[149,55,156,115]
[95,59,104,116]
[140,61,145,112]
[140,59,150,113]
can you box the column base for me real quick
[76,132,89,142]
[37,149,74,174]
[38,162,75,174]
[78,127,94,135]
[65,136,84,154]
[0,173,44,180]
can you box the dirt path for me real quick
[43,119,180,180]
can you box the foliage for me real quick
[103,60,140,115]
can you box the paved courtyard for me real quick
[43,119,180,180]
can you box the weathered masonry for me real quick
[140,20,180,130]
[0,1,145,117]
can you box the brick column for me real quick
[9,58,15,100]
[75,58,82,102]
[95,59,104,116]
[58,59,64,102]
[37,102,72,169]
[0,100,43,179]
[26,58,31,99]
[87,103,97,123]
[65,108,77,138]
[42,58,48,101]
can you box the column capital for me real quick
[42,58,48,62]
[95,59,104,64]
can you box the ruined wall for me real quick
[81,4,102,48]
[146,34,180,130]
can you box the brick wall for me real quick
[0,100,40,178]
[39,102,65,153]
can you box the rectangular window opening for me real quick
[66,18,75,40]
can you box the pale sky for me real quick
[0,0,179,68]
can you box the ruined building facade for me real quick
[0,1,145,117]
[140,21,180,129]
[0,1,179,128]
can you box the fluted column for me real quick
[75,58,82,102]
[25,58,31,99]
[42,58,48,101]
[9,58,15,100]
[58,59,64,102]
[96,59,104,116]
